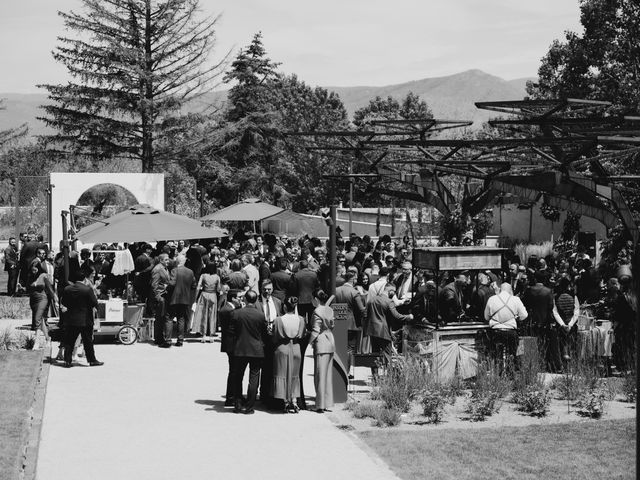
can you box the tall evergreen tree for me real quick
[39,0,225,172]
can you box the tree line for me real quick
[0,0,638,224]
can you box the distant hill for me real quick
[0,69,534,138]
[327,69,534,125]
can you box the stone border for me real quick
[21,344,51,480]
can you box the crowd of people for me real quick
[2,230,637,410]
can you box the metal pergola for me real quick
[287,98,640,244]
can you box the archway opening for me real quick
[74,183,138,230]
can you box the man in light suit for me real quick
[364,283,412,376]
[169,255,196,347]
[60,266,102,368]
[232,290,267,414]
[256,279,284,406]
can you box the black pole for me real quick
[633,242,639,480]
[329,205,337,297]
[61,211,70,286]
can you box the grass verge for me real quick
[358,419,635,480]
[0,350,44,480]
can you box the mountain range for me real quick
[0,69,533,138]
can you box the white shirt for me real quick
[484,291,528,330]
[243,264,260,295]
[261,296,278,322]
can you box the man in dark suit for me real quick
[256,279,283,406]
[289,259,318,409]
[185,241,206,281]
[4,237,19,296]
[438,271,469,324]
[523,269,564,372]
[232,290,267,414]
[60,266,103,368]
[151,253,172,347]
[19,234,40,287]
[335,271,366,357]
[270,257,291,302]
[168,255,196,347]
[219,287,242,406]
[133,243,154,303]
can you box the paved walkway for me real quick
[36,338,399,480]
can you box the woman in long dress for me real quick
[272,297,306,413]
[310,289,335,413]
[191,262,220,342]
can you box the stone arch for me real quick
[50,173,164,248]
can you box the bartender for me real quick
[439,270,470,323]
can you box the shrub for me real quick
[552,359,599,401]
[512,347,545,399]
[372,407,402,427]
[514,387,551,417]
[474,360,512,399]
[421,390,448,423]
[351,403,380,420]
[575,388,607,418]
[0,326,21,350]
[466,391,500,421]
[622,374,636,403]
[377,355,433,412]
[440,375,465,404]
[0,297,31,319]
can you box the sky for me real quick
[0,0,584,93]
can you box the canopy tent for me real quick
[200,198,285,222]
[76,204,227,243]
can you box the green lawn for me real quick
[359,419,635,480]
[0,350,43,480]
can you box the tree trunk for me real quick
[142,0,154,172]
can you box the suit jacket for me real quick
[256,295,284,321]
[150,263,170,300]
[523,283,555,327]
[226,271,248,290]
[309,305,335,354]
[270,270,291,301]
[186,244,206,279]
[335,283,366,330]
[439,282,464,323]
[364,294,411,341]
[169,265,196,305]
[219,301,236,354]
[61,281,98,328]
[232,304,267,357]
[4,245,18,271]
[291,268,318,304]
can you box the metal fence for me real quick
[12,176,50,242]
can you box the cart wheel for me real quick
[117,325,138,345]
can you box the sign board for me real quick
[331,303,349,403]
[413,247,505,271]
[105,299,124,323]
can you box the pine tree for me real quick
[38,0,225,172]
